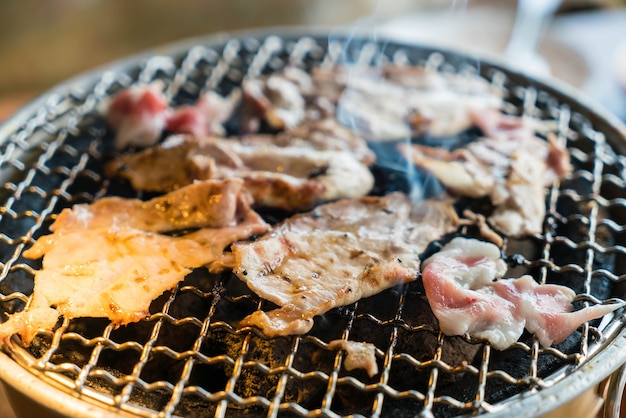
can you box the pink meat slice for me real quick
[421,237,624,349]
[105,83,170,150]
[0,179,268,346]
[231,192,459,337]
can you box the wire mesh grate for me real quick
[0,34,625,418]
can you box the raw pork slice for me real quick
[105,135,374,211]
[165,91,239,138]
[231,192,459,337]
[401,110,572,237]
[105,83,169,150]
[421,237,624,349]
[0,179,268,346]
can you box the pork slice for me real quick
[310,65,503,140]
[421,237,624,350]
[401,110,572,237]
[165,91,239,137]
[105,83,170,150]
[0,179,269,346]
[105,135,374,211]
[241,67,314,131]
[232,193,460,337]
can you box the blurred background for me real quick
[0,0,625,121]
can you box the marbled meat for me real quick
[421,237,624,349]
[105,134,374,211]
[401,110,572,237]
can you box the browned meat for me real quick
[0,179,269,345]
[231,192,459,337]
[238,118,376,166]
[401,110,572,237]
[105,135,374,211]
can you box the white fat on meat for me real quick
[231,192,459,337]
[105,83,170,150]
[327,340,379,377]
[0,179,269,346]
[401,110,572,237]
[311,65,503,140]
[105,135,374,211]
[421,237,624,350]
[238,118,376,166]
[242,67,313,131]
[165,91,239,138]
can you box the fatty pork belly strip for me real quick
[105,134,374,211]
[0,179,269,346]
[421,237,624,350]
[231,192,460,337]
[401,110,572,237]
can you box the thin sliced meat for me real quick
[105,135,374,211]
[231,192,459,337]
[105,83,169,150]
[165,91,239,137]
[0,179,269,346]
[241,66,314,131]
[421,237,624,350]
[238,118,376,166]
[401,110,572,237]
[310,65,503,140]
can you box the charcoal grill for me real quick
[0,28,625,418]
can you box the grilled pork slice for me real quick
[165,91,239,138]
[310,65,503,140]
[106,135,374,211]
[0,179,269,346]
[421,237,624,350]
[231,192,459,337]
[401,110,572,237]
[237,118,376,166]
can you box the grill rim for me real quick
[0,26,625,418]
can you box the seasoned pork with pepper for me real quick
[231,192,459,336]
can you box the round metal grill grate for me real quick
[0,31,625,418]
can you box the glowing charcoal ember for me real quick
[232,193,459,337]
[421,237,624,349]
